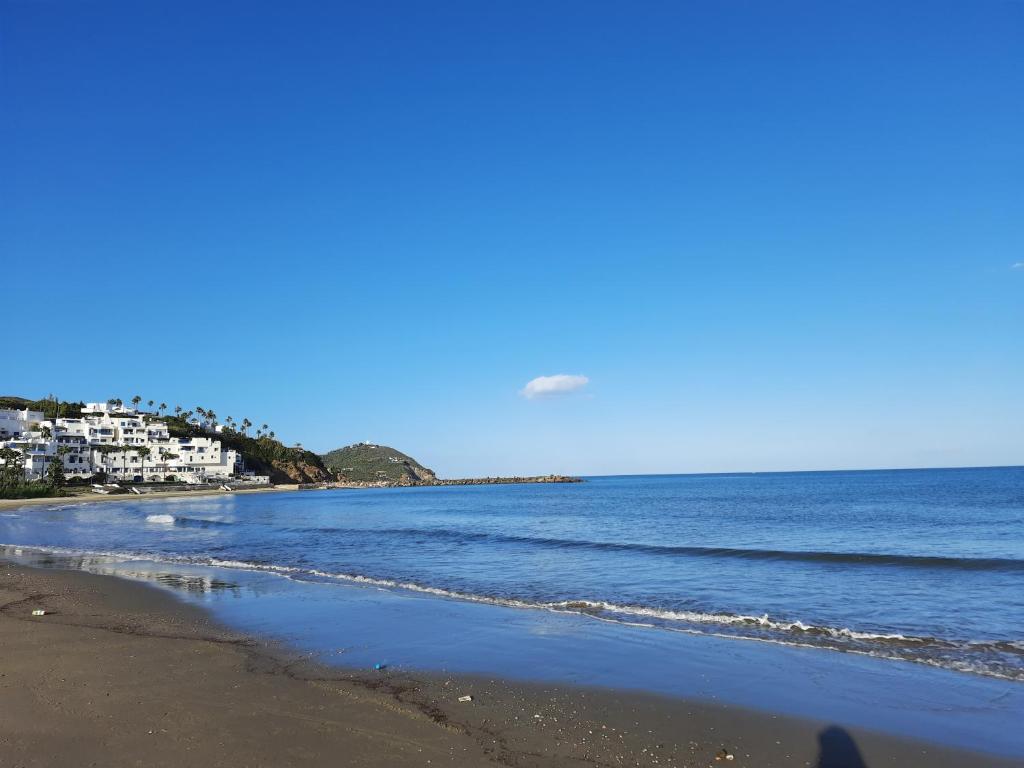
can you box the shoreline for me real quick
[1,559,1017,767]
[0,475,582,510]
[0,483,302,510]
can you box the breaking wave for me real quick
[187,556,1024,680]
[3,542,1023,682]
[294,526,1024,572]
[144,514,175,524]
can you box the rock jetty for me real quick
[300,474,583,490]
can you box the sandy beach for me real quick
[1,560,1014,768]
[0,484,302,511]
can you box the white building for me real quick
[0,408,44,440]
[2,405,244,484]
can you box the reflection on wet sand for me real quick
[1,547,240,596]
[150,572,240,595]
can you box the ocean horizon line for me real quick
[563,463,1024,480]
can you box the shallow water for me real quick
[2,467,1022,680]
[5,548,1024,758]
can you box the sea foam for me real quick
[145,514,175,524]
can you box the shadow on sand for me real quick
[816,725,867,768]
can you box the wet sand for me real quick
[1,561,1014,767]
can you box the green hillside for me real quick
[321,443,436,484]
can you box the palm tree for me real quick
[241,418,252,436]
[17,440,36,480]
[269,431,276,440]
[158,449,178,474]
[92,444,113,478]
[115,398,123,409]
[261,423,269,434]
[159,402,167,415]
[206,410,217,428]
[131,395,142,411]
[137,446,151,481]
[174,405,182,417]
[107,398,118,408]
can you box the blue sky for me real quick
[2,1,1021,475]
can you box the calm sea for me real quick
[2,466,1022,681]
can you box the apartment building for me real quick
[2,403,242,483]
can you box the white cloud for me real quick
[520,374,590,400]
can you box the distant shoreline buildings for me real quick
[0,402,264,484]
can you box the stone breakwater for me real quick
[432,475,583,486]
[300,475,583,490]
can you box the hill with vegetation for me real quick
[321,443,437,485]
